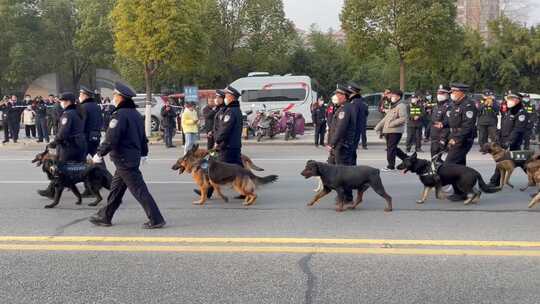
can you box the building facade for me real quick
[457,0,500,40]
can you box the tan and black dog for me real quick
[520,154,540,208]
[483,142,534,190]
[172,145,277,206]
[300,160,392,212]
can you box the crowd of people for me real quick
[0,93,115,144]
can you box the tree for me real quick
[341,0,459,90]
[39,0,115,91]
[111,0,211,135]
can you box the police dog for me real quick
[397,152,500,205]
[171,146,264,175]
[483,142,535,189]
[32,148,112,208]
[172,144,277,206]
[300,160,392,212]
[520,154,540,208]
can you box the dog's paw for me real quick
[44,204,55,209]
[384,207,393,212]
[192,201,204,206]
[416,200,425,205]
[75,201,82,205]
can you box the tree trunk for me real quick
[144,64,153,137]
[399,57,406,91]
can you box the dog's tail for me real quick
[252,174,278,186]
[243,156,265,171]
[477,174,500,193]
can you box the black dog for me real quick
[36,157,112,209]
[397,152,500,205]
[300,160,392,212]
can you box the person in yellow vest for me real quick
[522,93,536,150]
[181,101,199,154]
[406,91,426,153]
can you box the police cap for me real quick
[483,89,495,97]
[450,83,470,92]
[437,85,451,94]
[347,82,361,94]
[224,86,241,98]
[335,84,352,96]
[215,89,226,98]
[113,82,136,99]
[79,86,94,96]
[506,91,522,99]
[59,92,76,103]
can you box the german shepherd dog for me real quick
[300,161,393,212]
[397,152,500,205]
[483,142,534,189]
[519,154,540,208]
[32,148,112,208]
[172,145,278,206]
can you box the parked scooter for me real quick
[254,106,280,142]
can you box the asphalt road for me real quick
[0,143,539,304]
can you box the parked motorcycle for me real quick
[242,110,253,140]
[255,110,280,142]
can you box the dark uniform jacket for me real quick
[328,102,357,148]
[407,102,425,127]
[35,101,48,119]
[447,97,477,144]
[202,106,218,133]
[213,105,225,134]
[477,101,499,126]
[80,98,103,141]
[1,102,23,124]
[160,105,177,129]
[431,101,450,142]
[349,95,369,141]
[98,99,149,169]
[51,104,87,162]
[215,100,242,150]
[311,105,327,125]
[501,103,528,150]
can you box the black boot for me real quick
[89,215,112,227]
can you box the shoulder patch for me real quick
[338,111,345,120]
[109,118,118,129]
[446,111,451,117]
[519,115,526,122]
[61,117,68,125]
[223,115,230,122]
[466,111,474,119]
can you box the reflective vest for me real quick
[526,105,534,114]
[410,104,422,117]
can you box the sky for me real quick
[283,0,540,31]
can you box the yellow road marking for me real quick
[0,236,539,248]
[0,243,539,256]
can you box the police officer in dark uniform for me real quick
[430,85,451,161]
[445,83,477,201]
[423,91,436,142]
[47,93,87,162]
[445,83,477,166]
[522,93,536,150]
[311,98,327,147]
[488,91,529,186]
[2,96,23,143]
[35,97,49,143]
[327,84,357,205]
[202,92,220,150]
[406,92,426,153]
[327,84,357,166]
[215,86,243,166]
[79,86,103,156]
[1,97,11,143]
[348,82,369,155]
[89,82,165,229]
[477,89,499,152]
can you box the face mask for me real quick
[60,101,68,109]
[411,98,418,104]
[391,97,400,103]
[331,95,338,105]
[25,97,31,102]
[437,94,447,102]
[523,98,530,103]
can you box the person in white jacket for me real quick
[22,105,36,139]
